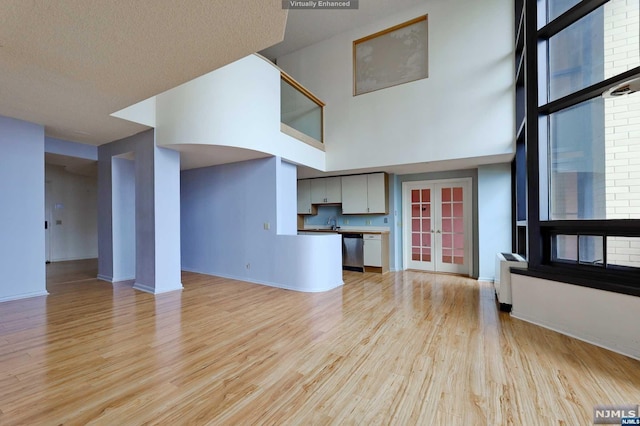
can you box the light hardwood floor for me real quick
[1,260,639,425]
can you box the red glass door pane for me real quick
[410,188,432,263]
[440,186,464,265]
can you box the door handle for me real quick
[430,229,434,233]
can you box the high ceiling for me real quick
[260,0,425,62]
[0,0,288,145]
[1,0,427,148]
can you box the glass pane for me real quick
[411,190,420,203]
[442,219,452,233]
[442,203,452,218]
[412,219,420,231]
[454,234,464,250]
[441,188,451,202]
[578,235,604,265]
[548,0,581,22]
[453,203,463,217]
[547,0,639,101]
[412,233,420,246]
[421,189,430,202]
[453,217,464,233]
[422,251,431,262]
[548,91,640,220]
[607,236,640,268]
[452,187,463,202]
[422,233,431,247]
[411,204,420,218]
[553,235,578,262]
[281,78,323,141]
[442,234,452,249]
[412,247,420,261]
[422,204,431,217]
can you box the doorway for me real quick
[402,178,473,275]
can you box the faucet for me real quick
[327,216,338,231]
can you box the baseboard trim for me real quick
[51,255,99,262]
[133,282,183,295]
[477,277,495,283]
[97,274,113,283]
[112,276,135,283]
[511,310,640,362]
[0,290,49,303]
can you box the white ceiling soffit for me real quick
[297,153,516,179]
[170,144,271,170]
[0,0,288,145]
[260,0,425,61]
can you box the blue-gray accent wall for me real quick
[0,115,47,301]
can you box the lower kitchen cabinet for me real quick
[363,233,389,273]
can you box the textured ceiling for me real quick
[0,0,287,145]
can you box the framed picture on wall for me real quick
[353,15,428,96]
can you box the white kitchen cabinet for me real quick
[363,233,389,273]
[341,173,388,214]
[363,234,382,267]
[367,173,387,213]
[341,175,368,213]
[310,177,342,204]
[325,177,342,203]
[297,180,313,214]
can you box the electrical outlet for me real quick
[366,220,371,225]
[263,222,270,230]
[343,219,349,225]
[384,218,388,223]
[246,263,250,270]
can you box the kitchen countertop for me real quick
[298,228,390,234]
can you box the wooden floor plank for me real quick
[0,259,638,425]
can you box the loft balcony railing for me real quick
[280,71,325,150]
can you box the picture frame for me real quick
[353,15,429,96]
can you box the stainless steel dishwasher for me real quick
[342,233,364,272]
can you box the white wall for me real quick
[181,157,343,292]
[45,164,98,262]
[277,0,514,172]
[511,274,640,361]
[277,160,298,235]
[478,163,512,281]
[153,55,326,171]
[0,116,46,302]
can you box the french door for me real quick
[403,179,472,275]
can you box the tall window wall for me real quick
[515,0,640,296]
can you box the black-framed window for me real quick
[515,0,640,296]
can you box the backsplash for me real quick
[304,205,391,227]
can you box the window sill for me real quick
[511,265,640,298]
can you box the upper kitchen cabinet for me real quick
[310,177,342,204]
[297,179,315,214]
[342,173,388,214]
